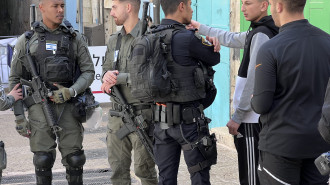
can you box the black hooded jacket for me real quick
[239,15,279,78]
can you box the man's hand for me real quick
[8,83,23,101]
[102,70,119,85]
[188,20,201,30]
[206,36,221,53]
[101,83,113,94]
[226,119,240,136]
[15,115,31,137]
[50,84,73,103]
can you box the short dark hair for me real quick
[275,0,306,13]
[160,0,189,15]
[119,0,141,12]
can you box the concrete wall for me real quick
[229,0,241,116]
[0,0,40,36]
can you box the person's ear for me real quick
[178,2,185,12]
[261,1,269,12]
[39,3,44,13]
[126,3,132,13]
[276,1,283,13]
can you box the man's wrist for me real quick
[69,88,77,97]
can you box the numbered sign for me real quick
[88,46,109,103]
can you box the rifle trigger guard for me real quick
[52,125,63,133]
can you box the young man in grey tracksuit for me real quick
[190,0,278,184]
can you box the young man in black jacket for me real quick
[190,0,278,184]
[251,0,330,184]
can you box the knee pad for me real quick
[66,150,86,168]
[33,152,54,169]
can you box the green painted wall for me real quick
[240,0,330,33]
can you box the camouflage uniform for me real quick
[9,21,95,185]
[0,79,15,111]
[0,78,15,184]
[103,23,157,185]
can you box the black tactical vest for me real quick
[130,24,207,103]
[30,22,76,89]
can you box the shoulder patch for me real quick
[201,37,212,47]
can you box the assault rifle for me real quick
[108,86,155,162]
[140,1,150,35]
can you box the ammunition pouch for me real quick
[200,64,216,109]
[154,103,205,129]
[182,133,217,174]
[72,88,99,123]
[43,56,74,89]
[194,67,205,89]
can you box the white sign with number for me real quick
[88,46,109,103]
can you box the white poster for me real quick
[88,46,109,103]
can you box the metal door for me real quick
[194,0,231,128]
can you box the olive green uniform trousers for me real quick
[28,103,84,166]
[107,109,157,185]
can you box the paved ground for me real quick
[0,103,239,185]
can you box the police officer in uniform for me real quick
[152,0,220,184]
[101,0,157,184]
[0,81,22,183]
[9,0,95,184]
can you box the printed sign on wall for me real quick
[88,46,109,103]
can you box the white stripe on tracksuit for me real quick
[244,124,257,185]
[263,167,291,185]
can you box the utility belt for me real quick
[109,102,151,115]
[154,102,205,129]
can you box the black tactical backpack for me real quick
[129,24,217,108]
[129,25,176,103]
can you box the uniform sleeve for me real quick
[231,33,269,123]
[71,33,95,94]
[251,42,276,114]
[189,33,220,66]
[102,35,116,80]
[9,35,26,116]
[0,95,15,111]
[9,35,25,90]
[199,24,247,49]
[0,79,15,111]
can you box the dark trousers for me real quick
[234,123,261,185]
[153,121,211,185]
[258,151,329,185]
